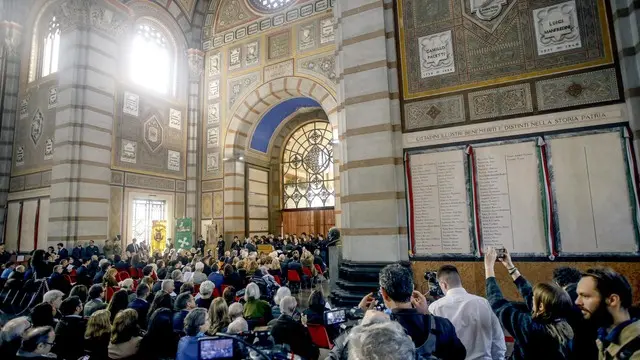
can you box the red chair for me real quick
[212,288,221,298]
[302,267,314,288]
[221,284,230,294]
[138,268,145,279]
[114,272,122,282]
[193,284,201,295]
[273,275,282,286]
[307,324,333,349]
[314,264,323,275]
[105,287,115,302]
[63,274,72,284]
[118,271,130,281]
[287,270,301,293]
[129,267,138,279]
[132,280,138,291]
[69,269,77,284]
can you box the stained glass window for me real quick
[282,121,335,209]
[249,0,294,13]
[130,24,171,94]
[40,16,60,78]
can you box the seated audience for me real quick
[227,318,248,335]
[53,296,87,360]
[171,270,183,293]
[128,283,151,329]
[15,326,57,360]
[243,283,272,323]
[484,247,573,360]
[148,290,173,323]
[176,308,210,360]
[207,264,223,290]
[173,292,196,331]
[0,316,31,360]
[84,309,111,360]
[222,264,243,290]
[207,297,231,335]
[42,290,64,319]
[85,284,107,317]
[1,261,15,278]
[93,261,110,285]
[108,309,142,360]
[348,316,415,360]
[48,265,70,294]
[119,278,137,303]
[271,287,291,319]
[107,289,130,323]
[229,303,244,322]
[69,285,89,303]
[139,308,180,360]
[179,282,194,295]
[222,286,236,306]
[195,280,215,309]
[428,265,506,360]
[31,303,55,328]
[270,296,318,360]
[103,268,118,288]
[192,262,207,284]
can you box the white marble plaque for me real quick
[533,1,582,55]
[410,150,471,254]
[168,150,180,171]
[48,86,57,109]
[169,108,182,130]
[229,47,241,70]
[123,92,139,117]
[208,52,221,77]
[264,60,294,82]
[550,132,637,253]
[471,0,508,21]
[299,23,316,51]
[475,142,546,253]
[208,80,220,99]
[207,153,219,172]
[419,30,455,78]
[19,94,29,120]
[44,138,54,160]
[207,128,219,148]
[16,145,24,167]
[121,140,137,164]
[208,103,220,125]
[320,18,335,44]
[245,41,259,66]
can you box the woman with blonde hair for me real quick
[103,268,118,288]
[108,309,142,359]
[85,309,111,360]
[269,258,282,277]
[206,297,231,335]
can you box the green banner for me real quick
[175,218,193,251]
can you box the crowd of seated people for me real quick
[0,237,640,360]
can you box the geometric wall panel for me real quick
[404,95,465,130]
[535,68,620,111]
[468,83,533,121]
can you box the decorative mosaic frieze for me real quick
[469,83,533,121]
[297,53,337,84]
[228,72,260,110]
[202,179,224,192]
[535,68,620,111]
[124,173,176,191]
[404,95,465,130]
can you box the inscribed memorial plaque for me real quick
[409,150,471,255]
[533,1,582,56]
[549,132,637,253]
[418,30,455,78]
[475,142,546,254]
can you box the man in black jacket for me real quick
[128,283,151,329]
[53,296,87,360]
[270,296,319,360]
[71,244,83,261]
[84,240,100,259]
[75,258,92,287]
[56,243,68,260]
[358,263,466,360]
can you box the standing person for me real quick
[552,267,583,303]
[72,243,84,261]
[84,309,111,360]
[197,236,206,256]
[57,243,69,260]
[576,267,640,360]
[216,235,225,259]
[428,265,506,360]
[126,239,139,255]
[484,247,574,360]
[358,263,466,360]
[85,240,100,259]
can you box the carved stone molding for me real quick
[187,48,204,80]
[53,0,132,38]
[0,21,22,58]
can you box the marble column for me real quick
[47,0,131,247]
[0,21,22,238]
[331,0,405,305]
[611,1,640,163]
[186,49,203,223]
[223,159,245,241]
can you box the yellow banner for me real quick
[151,220,167,255]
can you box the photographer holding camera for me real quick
[328,263,466,360]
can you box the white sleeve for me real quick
[490,307,507,360]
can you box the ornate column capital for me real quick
[0,21,22,58]
[54,0,133,38]
[187,48,204,81]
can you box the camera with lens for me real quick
[198,331,301,360]
[424,271,444,300]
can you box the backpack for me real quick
[617,337,640,360]
[414,314,442,360]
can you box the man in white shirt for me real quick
[428,265,506,360]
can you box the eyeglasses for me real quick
[45,341,55,346]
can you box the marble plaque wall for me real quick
[113,88,187,179]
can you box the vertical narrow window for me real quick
[41,16,60,77]
[130,24,171,94]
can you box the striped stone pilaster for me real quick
[187,49,203,222]
[334,0,404,262]
[223,160,245,240]
[47,0,131,247]
[612,1,640,161]
[0,22,22,238]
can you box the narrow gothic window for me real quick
[130,24,171,94]
[39,15,60,79]
[282,121,335,209]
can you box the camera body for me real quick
[424,271,444,300]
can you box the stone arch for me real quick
[224,76,337,159]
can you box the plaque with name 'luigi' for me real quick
[533,0,582,56]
